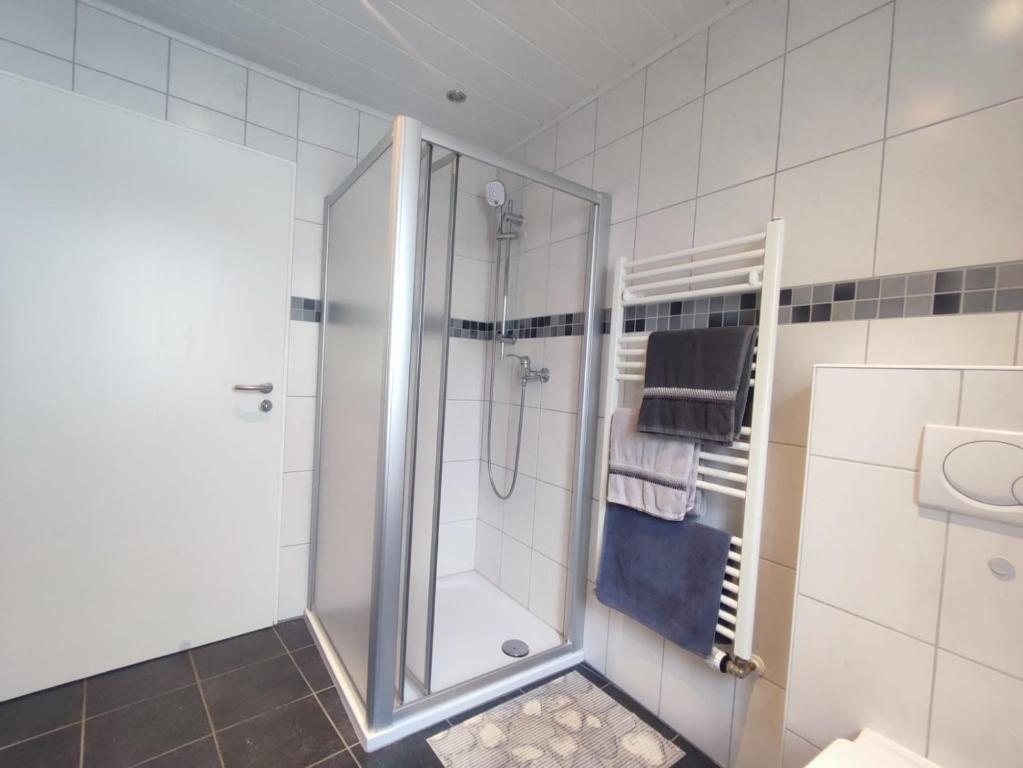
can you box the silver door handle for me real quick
[234,382,273,394]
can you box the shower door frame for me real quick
[308,116,612,749]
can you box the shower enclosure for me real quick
[308,117,610,748]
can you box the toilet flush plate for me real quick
[919,424,1023,526]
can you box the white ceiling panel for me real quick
[471,0,627,87]
[639,0,739,36]
[233,0,535,138]
[552,0,676,63]
[393,0,588,107]
[103,0,737,148]
[308,0,563,123]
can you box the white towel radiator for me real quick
[596,220,785,677]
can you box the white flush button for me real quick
[920,425,1023,527]
[989,557,1016,581]
[942,441,1023,506]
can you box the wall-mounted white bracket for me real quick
[919,424,1023,526]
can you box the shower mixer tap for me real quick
[506,353,550,385]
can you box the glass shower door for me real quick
[313,140,394,707]
[310,117,608,746]
[311,116,431,733]
[400,146,457,701]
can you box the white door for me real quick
[0,73,294,700]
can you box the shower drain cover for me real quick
[501,639,530,658]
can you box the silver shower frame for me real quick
[307,116,611,750]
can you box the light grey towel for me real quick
[608,407,701,521]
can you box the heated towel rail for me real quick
[597,220,784,678]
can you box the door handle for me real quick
[234,382,274,394]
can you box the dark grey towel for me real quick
[596,503,732,657]
[637,327,757,444]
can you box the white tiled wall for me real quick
[0,0,394,620]
[784,365,1023,768]
[468,164,583,636]
[435,164,495,580]
[503,0,1023,765]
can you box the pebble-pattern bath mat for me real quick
[427,672,683,767]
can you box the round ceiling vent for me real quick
[446,89,467,104]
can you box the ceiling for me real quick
[104,0,737,149]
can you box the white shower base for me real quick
[429,571,562,693]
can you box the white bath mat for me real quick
[427,671,684,767]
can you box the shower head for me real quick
[484,180,506,207]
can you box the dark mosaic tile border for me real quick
[448,318,495,340]
[300,261,1023,333]
[290,296,322,322]
[778,261,1023,325]
[447,294,762,341]
[448,312,587,340]
[505,312,586,338]
[623,292,761,332]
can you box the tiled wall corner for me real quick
[447,150,589,638]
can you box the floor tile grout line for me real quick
[306,748,354,768]
[188,652,226,768]
[78,678,87,768]
[212,691,320,736]
[273,625,352,751]
[0,720,82,752]
[82,680,198,723]
[75,637,311,726]
[123,734,213,768]
[194,637,313,685]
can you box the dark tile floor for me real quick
[0,622,715,768]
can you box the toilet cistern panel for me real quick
[919,424,1023,527]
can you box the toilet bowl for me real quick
[807,729,941,767]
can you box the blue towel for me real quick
[596,503,732,657]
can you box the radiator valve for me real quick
[726,655,763,679]
[707,648,764,679]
